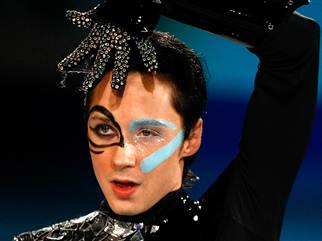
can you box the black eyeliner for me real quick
[89,125,114,138]
[87,105,124,147]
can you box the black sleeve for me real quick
[199,13,320,241]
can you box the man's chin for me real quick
[109,200,146,216]
[112,206,143,216]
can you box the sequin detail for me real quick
[13,211,150,241]
[58,10,158,93]
[13,191,203,240]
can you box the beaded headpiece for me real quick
[58,0,164,93]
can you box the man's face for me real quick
[88,71,190,216]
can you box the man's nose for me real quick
[111,143,136,170]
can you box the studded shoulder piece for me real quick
[13,211,160,241]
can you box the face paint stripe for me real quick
[129,119,177,132]
[140,130,184,173]
[88,138,122,149]
[89,148,104,154]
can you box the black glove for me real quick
[162,0,310,46]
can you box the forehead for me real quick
[89,71,181,123]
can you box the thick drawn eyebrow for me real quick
[129,119,177,132]
[88,115,111,123]
[87,105,124,152]
[88,105,117,123]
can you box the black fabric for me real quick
[13,11,320,241]
[91,0,163,37]
[162,0,310,46]
[98,188,185,224]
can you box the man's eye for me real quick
[94,124,115,136]
[137,129,160,137]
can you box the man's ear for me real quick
[180,118,203,158]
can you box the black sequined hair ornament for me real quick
[58,0,164,95]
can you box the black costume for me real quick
[14,1,320,240]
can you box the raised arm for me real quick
[200,12,320,240]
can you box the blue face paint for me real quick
[129,118,177,132]
[140,130,184,173]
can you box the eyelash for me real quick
[137,128,161,138]
[92,124,116,137]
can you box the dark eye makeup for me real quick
[89,123,117,138]
[87,105,124,153]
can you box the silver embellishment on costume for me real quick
[58,9,158,93]
[13,211,157,241]
[129,230,144,241]
[268,23,274,30]
[70,210,100,223]
[134,223,144,230]
[150,225,160,234]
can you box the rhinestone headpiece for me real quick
[58,0,163,93]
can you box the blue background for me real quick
[0,1,321,241]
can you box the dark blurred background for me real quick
[1,1,321,240]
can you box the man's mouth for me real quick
[110,179,140,198]
[112,180,138,187]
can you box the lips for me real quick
[111,179,140,198]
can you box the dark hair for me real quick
[87,31,208,187]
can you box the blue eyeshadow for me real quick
[129,118,177,132]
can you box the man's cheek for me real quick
[140,130,184,173]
